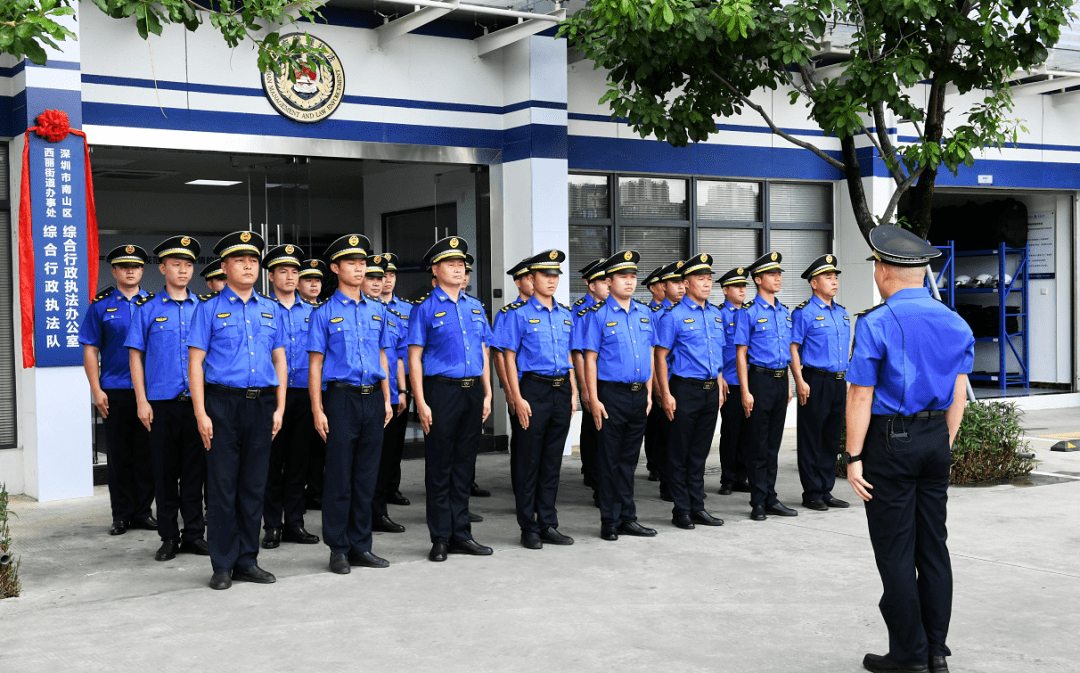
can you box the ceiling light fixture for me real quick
[185,179,242,187]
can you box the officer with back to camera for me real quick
[845,226,974,673]
[79,245,156,536]
[789,254,851,512]
[570,258,609,505]
[715,266,752,496]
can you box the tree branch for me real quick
[880,164,925,225]
[873,101,906,186]
[708,67,846,171]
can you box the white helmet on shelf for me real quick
[955,275,973,288]
[936,274,948,288]
[992,274,1013,288]
[974,273,993,287]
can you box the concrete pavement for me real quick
[2,407,1079,672]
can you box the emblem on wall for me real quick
[261,34,346,124]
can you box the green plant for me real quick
[0,482,21,599]
[836,401,1033,484]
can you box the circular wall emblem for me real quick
[449,238,459,248]
[549,250,558,260]
[125,245,135,254]
[240,232,252,243]
[623,251,632,261]
[180,236,191,246]
[285,245,295,254]
[262,34,346,124]
[348,235,359,247]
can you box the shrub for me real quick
[0,482,21,599]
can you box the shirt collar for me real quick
[679,295,706,311]
[334,288,366,306]
[888,287,931,303]
[222,284,258,304]
[813,296,831,309]
[161,289,196,304]
[528,295,552,312]
[724,299,740,311]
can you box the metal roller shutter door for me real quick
[697,228,761,302]
[0,143,16,448]
[617,226,688,303]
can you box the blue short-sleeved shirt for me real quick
[847,288,975,415]
[490,295,528,352]
[791,295,851,373]
[656,296,726,380]
[125,291,200,400]
[581,297,655,384]
[494,295,574,377]
[78,287,149,389]
[188,285,287,388]
[719,299,742,386]
[734,297,793,370]
[386,294,413,374]
[407,286,492,378]
[307,289,394,388]
[272,293,316,389]
[570,294,599,353]
[384,302,409,405]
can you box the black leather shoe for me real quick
[282,525,320,544]
[862,653,928,672]
[717,484,734,495]
[387,491,410,506]
[521,531,543,549]
[929,656,949,673]
[349,550,389,568]
[672,515,695,530]
[179,538,210,555]
[732,481,752,493]
[600,526,618,541]
[155,538,180,562]
[262,528,282,549]
[470,482,491,497]
[329,552,351,574]
[765,502,798,517]
[750,506,767,521]
[208,572,232,590]
[373,515,406,533]
[449,539,493,556]
[109,520,127,536]
[233,565,276,584]
[129,516,158,531]
[691,510,724,526]
[647,470,659,482]
[824,496,851,509]
[618,521,657,537]
[469,512,484,523]
[429,542,449,562]
[802,499,828,511]
[539,527,574,545]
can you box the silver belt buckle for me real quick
[462,378,474,388]
[702,380,715,390]
[245,389,260,399]
[552,378,565,387]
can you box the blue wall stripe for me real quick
[26,59,81,71]
[503,124,568,162]
[0,62,26,78]
[569,113,830,139]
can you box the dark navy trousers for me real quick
[372,402,406,521]
[579,400,599,491]
[149,399,205,543]
[204,390,275,574]
[718,384,750,486]
[863,415,953,667]
[666,378,720,517]
[512,376,572,534]
[594,381,648,528]
[322,386,384,555]
[264,388,312,530]
[644,404,670,490]
[423,378,482,544]
[796,373,846,502]
[101,389,155,524]
[746,370,789,509]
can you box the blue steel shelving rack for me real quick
[927,241,955,307]
[954,243,1030,392]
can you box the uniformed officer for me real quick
[715,266,752,495]
[126,236,208,561]
[261,244,321,549]
[581,251,657,541]
[462,252,493,500]
[201,258,226,294]
[79,244,156,536]
[492,258,533,494]
[570,258,609,505]
[654,253,726,529]
[735,251,797,521]
[643,263,669,486]
[366,254,409,534]
[298,258,328,510]
[298,258,327,304]
[644,266,666,309]
[188,230,287,591]
[790,254,851,512]
[408,236,495,561]
[645,259,685,501]
[495,250,578,549]
[376,252,414,510]
[846,226,974,673]
[307,235,395,574]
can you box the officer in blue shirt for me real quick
[581,251,658,541]
[463,252,494,501]
[260,244,321,551]
[571,258,608,504]
[308,235,395,575]
[298,258,328,510]
[844,226,974,673]
[126,236,208,562]
[298,258,327,304]
[408,236,495,562]
[644,266,666,310]
[644,259,685,501]
[188,230,288,591]
[654,253,727,530]
[201,258,226,294]
[790,254,851,513]
[79,244,155,536]
[376,252,414,510]
[495,250,578,550]
[735,251,797,521]
[715,266,752,496]
[492,258,533,497]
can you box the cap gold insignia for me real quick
[180,237,191,246]
[286,245,295,254]
[623,251,632,261]
[125,245,135,254]
[373,255,382,264]
[240,232,252,243]
[700,254,707,262]
[348,235,359,246]
[449,238,459,248]
[549,250,558,260]
[310,260,318,267]
[737,267,744,275]
[826,255,833,263]
[770,252,777,261]
[676,261,683,268]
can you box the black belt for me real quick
[671,375,718,390]
[206,383,275,399]
[523,372,569,387]
[801,365,846,380]
[598,380,646,392]
[174,393,191,402]
[429,375,478,388]
[872,410,946,421]
[326,381,376,395]
[750,365,788,378]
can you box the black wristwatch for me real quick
[844,451,862,465]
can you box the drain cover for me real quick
[1051,440,1080,452]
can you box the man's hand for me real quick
[136,400,153,432]
[418,401,433,433]
[93,390,110,419]
[571,394,578,415]
[508,399,517,415]
[847,461,873,502]
[396,398,407,416]
[271,409,284,439]
[197,413,214,450]
[314,409,329,441]
[797,380,810,406]
[662,393,676,422]
[384,402,393,427]
[592,400,608,431]
[721,379,729,404]
[516,397,533,430]
[482,394,492,423]
[742,390,754,418]
[645,393,653,416]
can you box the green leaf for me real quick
[662,3,674,25]
[22,37,47,65]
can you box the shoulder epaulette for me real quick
[387,306,405,319]
[741,300,755,309]
[576,306,590,317]
[92,286,116,303]
[588,302,604,312]
[633,298,650,308]
[198,292,218,302]
[558,302,570,311]
[500,299,527,314]
[256,290,275,302]
[779,301,790,310]
[856,303,886,318]
[835,302,846,309]
[795,299,810,310]
[665,303,678,311]
[573,296,587,307]
[134,292,155,307]
[411,292,431,306]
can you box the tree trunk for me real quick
[840,135,875,244]
[905,77,949,240]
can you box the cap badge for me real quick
[373,255,382,264]
[826,255,833,263]
[240,232,252,243]
[125,245,135,254]
[700,254,707,262]
[770,252,778,261]
[449,238,459,248]
[285,245,295,254]
[737,267,744,275]
[623,251,632,261]
[676,261,683,269]
[310,260,318,268]
[348,235,359,247]
[549,250,558,260]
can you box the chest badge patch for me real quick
[105,307,118,312]
[155,316,168,322]
[216,313,231,319]
[434,311,447,318]
[757,318,769,324]
[372,314,382,321]
[815,316,826,321]
[472,309,482,315]
[564,320,572,326]
[640,318,650,323]
[262,313,274,319]
[606,321,618,327]
[683,318,695,324]
[529,319,541,324]
[330,317,344,323]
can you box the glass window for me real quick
[697,228,761,303]
[770,229,831,307]
[569,174,610,219]
[769,182,832,224]
[618,177,688,220]
[697,180,761,222]
[568,224,612,298]
[617,226,689,303]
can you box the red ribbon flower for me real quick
[34,109,71,143]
